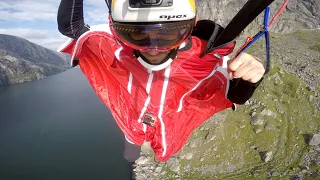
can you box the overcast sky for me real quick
[0,0,109,50]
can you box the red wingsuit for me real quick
[58,23,236,161]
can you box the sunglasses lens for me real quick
[130,31,148,40]
[111,19,194,51]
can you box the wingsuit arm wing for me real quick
[57,0,90,39]
[57,0,116,67]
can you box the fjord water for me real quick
[0,68,131,180]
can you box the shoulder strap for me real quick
[191,20,223,41]
[203,0,275,55]
[191,20,229,57]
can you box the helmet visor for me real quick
[110,19,195,51]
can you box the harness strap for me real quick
[206,0,275,53]
[236,0,288,74]
[236,7,271,74]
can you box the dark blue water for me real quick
[0,68,132,180]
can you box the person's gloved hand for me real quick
[227,53,265,83]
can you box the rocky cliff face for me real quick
[133,1,320,179]
[0,34,70,86]
[133,29,320,180]
[196,0,320,33]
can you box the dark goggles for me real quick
[110,19,195,51]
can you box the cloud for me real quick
[85,0,108,7]
[0,0,109,23]
[0,0,110,50]
[0,1,58,22]
[0,10,56,22]
[86,9,109,24]
[0,28,68,50]
[84,0,109,23]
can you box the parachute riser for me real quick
[236,7,271,75]
[236,0,289,75]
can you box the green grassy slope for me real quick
[164,30,320,180]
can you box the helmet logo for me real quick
[159,14,187,20]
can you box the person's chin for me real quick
[148,59,163,65]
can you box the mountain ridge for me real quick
[0,34,70,86]
[196,0,320,33]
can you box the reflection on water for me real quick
[0,68,131,180]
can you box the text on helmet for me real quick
[159,15,187,20]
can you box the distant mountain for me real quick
[0,34,71,86]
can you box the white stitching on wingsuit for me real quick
[66,24,113,65]
[70,38,82,65]
[115,47,123,61]
[177,56,231,112]
[159,66,171,157]
[115,46,135,94]
[128,73,133,94]
[125,135,134,144]
[218,56,231,98]
[177,67,218,112]
[216,66,230,98]
[57,24,118,65]
[222,55,230,68]
[70,33,89,65]
[56,38,73,52]
[137,69,153,133]
[137,56,173,71]
[113,46,134,95]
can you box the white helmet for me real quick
[108,0,197,51]
[111,0,196,22]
